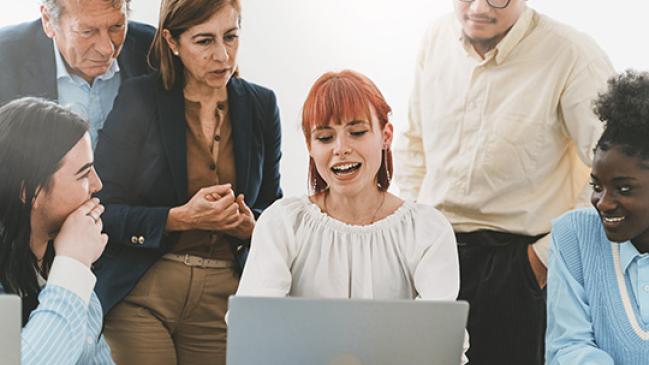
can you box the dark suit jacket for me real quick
[93,73,283,314]
[0,19,154,105]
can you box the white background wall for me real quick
[2,0,648,197]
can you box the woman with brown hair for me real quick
[92,0,282,363]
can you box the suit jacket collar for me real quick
[156,76,254,205]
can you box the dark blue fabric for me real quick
[0,19,154,106]
[93,73,283,314]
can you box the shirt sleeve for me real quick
[21,285,88,365]
[412,207,468,365]
[394,29,431,201]
[47,255,96,305]
[235,201,294,297]
[93,335,116,364]
[546,225,615,365]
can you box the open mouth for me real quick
[331,162,361,175]
[603,216,625,223]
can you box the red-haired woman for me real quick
[236,70,467,363]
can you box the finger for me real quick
[205,192,220,202]
[214,193,236,208]
[76,197,101,216]
[236,194,254,216]
[199,184,233,196]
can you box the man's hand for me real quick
[527,244,547,289]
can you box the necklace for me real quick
[323,191,387,225]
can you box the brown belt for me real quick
[162,253,233,269]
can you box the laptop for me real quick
[0,295,21,365]
[227,296,468,365]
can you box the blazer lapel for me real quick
[228,78,252,200]
[156,83,188,204]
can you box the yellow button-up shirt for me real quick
[396,8,615,263]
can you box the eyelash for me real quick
[589,182,632,195]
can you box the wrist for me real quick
[167,205,191,232]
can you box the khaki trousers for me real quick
[103,257,239,365]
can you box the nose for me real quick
[469,0,491,13]
[90,168,103,194]
[95,32,115,58]
[211,42,229,63]
[333,135,351,157]
[593,189,617,213]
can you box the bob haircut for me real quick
[0,97,88,315]
[301,70,393,193]
[149,0,241,91]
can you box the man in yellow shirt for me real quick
[396,0,614,363]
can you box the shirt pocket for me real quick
[476,113,544,190]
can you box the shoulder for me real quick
[553,208,600,236]
[0,19,42,45]
[230,77,277,108]
[126,21,156,39]
[258,196,308,224]
[411,203,455,234]
[0,20,49,63]
[532,10,609,63]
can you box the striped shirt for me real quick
[2,256,114,364]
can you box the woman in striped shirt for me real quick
[0,97,113,364]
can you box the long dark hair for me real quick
[0,97,88,322]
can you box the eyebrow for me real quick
[190,27,239,40]
[75,162,94,176]
[590,174,637,181]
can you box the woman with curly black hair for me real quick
[546,70,649,364]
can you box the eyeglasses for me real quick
[457,0,512,9]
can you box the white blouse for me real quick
[237,196,460,301]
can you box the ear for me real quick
[382,122,394,149]
[162,29,179,55]
[40,5,56,39]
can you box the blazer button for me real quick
[209,162,216,171]
[131,236,138,244]
[138,236,145,245]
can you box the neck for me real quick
[323,188,386,225]
[29,234,49,268]
[183,74,228,105]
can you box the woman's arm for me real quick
[21,257,109,365]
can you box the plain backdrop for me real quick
[2,0,648,197]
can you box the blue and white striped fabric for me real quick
[21,284,114,365]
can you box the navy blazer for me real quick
[93,73,283,314]
[0,19,154,105]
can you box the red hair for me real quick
[301,70,393,193]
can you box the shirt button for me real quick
[643,285,649,292]
[86,336,93,345]
[131,236,138,244]
[214,135,221,142]
[138,236,145,245]
[209,162,216,170]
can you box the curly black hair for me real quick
[594,70,649,159]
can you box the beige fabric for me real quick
[396,8,615,264]
[103,258,239,365]
[174,99,237,260]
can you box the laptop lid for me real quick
[227,296,468,365]
[0,295,21,365]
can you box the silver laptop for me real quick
[0,295,21,365]
[227,296,468,365]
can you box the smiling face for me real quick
[32,133,102,237]
[164,4,240,93]
[308,109,393,197]
[590,146,649,252]
[454,0,526,53]
[41,0,127,84]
